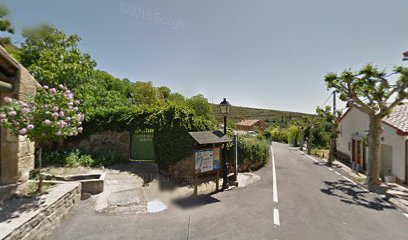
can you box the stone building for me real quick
[0,46,39,186]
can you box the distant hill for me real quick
[211,104,313,127]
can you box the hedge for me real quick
[236,135,270,169]
[68,104,215,168]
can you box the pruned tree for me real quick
[325,64,408,185]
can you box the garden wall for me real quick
[64,130,130,161]
[0,182,81,240]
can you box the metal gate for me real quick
[130,129,155,160]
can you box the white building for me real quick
[336,103,408,184]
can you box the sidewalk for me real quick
[302,149,408,213]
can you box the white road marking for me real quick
[335,172,341,176]
[328,167,333,171]
[273,208,280,226]
[302,153,319,163]
[271,146,278,203]
[403,213,408,219]
[342,176,357,185]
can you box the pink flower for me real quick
[0,113,6,119]
[9,111,17,117]
[52,106,59,112]
[19,128,27,135]
[57,120,67,129]
[73,107,79,112]
[74,100,80,105]
[59,84,65,89]
[13,120,19,127]
[21,108,29,115]
[27,124,34,130]
[66,117,71,122]
[56,131,62,136]
[43,85,49,90]
[43,119,52,126]
[50,88,57,94]
[59,111,65,117]
[67,102,73,107]
[77,113,85,122]
[4,97,12,103]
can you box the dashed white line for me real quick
[335,172,341,176]
[403,213,408,219]
[271,146,278,203]
[273,208,280,226]
[328,167,333,171]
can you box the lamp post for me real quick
[219,98,231,190]
[403,51,408,61]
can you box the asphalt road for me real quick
[48,142,408,240]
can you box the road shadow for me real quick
[173,194,220,209]
[106,161,158,186]
[0,195,46,223]
[320,180,395,211]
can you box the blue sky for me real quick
[3,0,408,113]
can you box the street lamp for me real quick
[403,51,408,61]
[219,98,231,190]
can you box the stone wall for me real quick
[167,154,195,183]
[65,131,131,161]
[0,182,81,240]
[0,51,39,184]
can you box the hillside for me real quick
[211,104,313,127]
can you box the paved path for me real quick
[47,142,408,240]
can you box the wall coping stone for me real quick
[0,182,80,239]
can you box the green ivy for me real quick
[68,103,215,168]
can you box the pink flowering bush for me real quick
[0,84,84,192]
[0,84,84,141]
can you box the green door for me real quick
[130,129,155,160]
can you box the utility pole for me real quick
[327,91,337,166]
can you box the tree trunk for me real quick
[327,138,335,166]
[37,147,43,192]
[299,131,304,151]
[327,123,338,166]
[366,116,382,186]
[307,127,312,155]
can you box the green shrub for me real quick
[236,135,270,168]
[42,149,121,167]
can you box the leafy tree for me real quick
[316,106,342,166]
[157,86,171,100]
[227,119,236,129]
[287,124,300,146]
[0,5,14,46]
[0,84,84,192]
[19,24,96,89]
[168,92,186,103]
[132,81,160,105]
[325,64,408,185]
[186,94,214,121]
[290,116,310,151]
